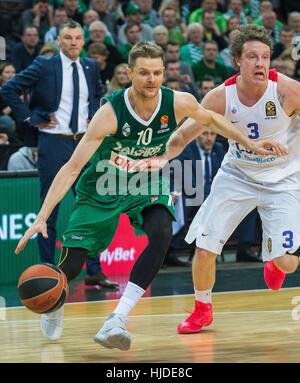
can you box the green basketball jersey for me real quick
[76,86,177,199]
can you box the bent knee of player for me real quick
[195,247,218,266]
[274,253,299,273]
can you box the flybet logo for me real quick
[0,213,37,240]
[100,247,135,266]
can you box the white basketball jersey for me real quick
[222,69,299,190]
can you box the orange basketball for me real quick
[18,263,69,314]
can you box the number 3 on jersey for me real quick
[247,123,259,139]
[137,128,153,146]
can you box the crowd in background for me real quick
[0,0,300,264]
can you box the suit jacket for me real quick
[172,139,226,220]
[1,54,101,146]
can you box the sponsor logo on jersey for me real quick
[71,235,84,241]
[109,151,137,173]
[265,101,276,117]
[113,141,164,157]
[150,196,159,202]
[231,106,238,115]
[268,237,272,253]
[160,115,169,130]
[158,115,170,133]
[122,122,131,137]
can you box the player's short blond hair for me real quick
[128,42,165,69]
[231,24,272,68]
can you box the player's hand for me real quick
[15,216,48,255]
[250,139,288,156]
[133,155,169,172]
[35,114,58,129]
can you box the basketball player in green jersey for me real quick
[15,42,286,350]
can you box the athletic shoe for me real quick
[177,301,213,334]
[40,306,64,341]
[94,313,132,350]
[264,260,286,290]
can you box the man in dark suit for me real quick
[164,130,225,266]
[1,20,118,288]
[11,25,43,73]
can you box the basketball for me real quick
[17,263,69,314]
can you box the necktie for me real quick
[70,62,79,133]
[204,151,211,200]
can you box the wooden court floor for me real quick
[1,287,300,363]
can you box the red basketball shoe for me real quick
[264,260,286,290]
[177,301,213,334]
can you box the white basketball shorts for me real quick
[185,168,300,261]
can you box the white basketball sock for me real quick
[113,282,145,317]
[194,288,212,304]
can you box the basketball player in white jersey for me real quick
[138,24,300,334]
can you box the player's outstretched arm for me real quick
[178,92,287,157]
[15,103,117,254]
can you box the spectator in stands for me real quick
[164,76,180,91]
[197,76,215,101]
[220,30,237,74]
[224,15,239,44]
[85,21,123,64]
[180,23,204,66]
[1,20,118,289]
[260,11,281,46]
[44,7,68,43]
[272,54,296,79]
[288,12,300,36]
[253,1,281,30]
[165,60,199,98]
[118,22,141,62]
[0,125,10,145]
[105,63,131,96]
[271,26,295,60]
[87,42,115,86]
[192,40,229,85]
[224,0,247,25]
[189,0,227,34]
[62,0,84,24]
[202,10,228,51]
[165,41,195,83]
[161,7,186,46]
[11,25,43,72]
[158,0,187,33]
[165,129,225,266]
[152,25,169,50]
[118,3,153,45]
[136,0,161,28]
[7,146,38,170]
[82,10,99,42]
[90,0,117,44]
[0,63,19,142]
[20,0,53,40]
